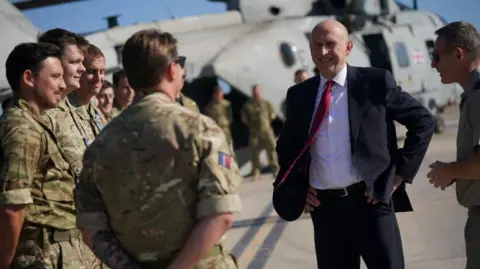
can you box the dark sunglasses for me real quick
[174,56,186,68]
[431,52,440,63]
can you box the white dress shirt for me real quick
[308,65,362,190]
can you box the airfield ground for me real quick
[223,106,467,269]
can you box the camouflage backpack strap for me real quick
[90,100,104,135]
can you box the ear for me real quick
[345,40,354,56]
[23,70,35,88]
[166,63,175,81]
[454,47,465,60]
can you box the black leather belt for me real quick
[317,181,365,198]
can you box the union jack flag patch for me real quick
[218,152,232,168]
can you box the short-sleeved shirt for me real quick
[75,92,243,262]
[43,97,93,177]
[241,98,276,134]
[456,69,480,207]
[0,99,76,229]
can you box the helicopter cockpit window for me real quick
[394,42,410,68]
[305,33,312,42]
[425,40,435,61]
[115,45,123,64]
[279,42,297,68]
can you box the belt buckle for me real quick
[340,188,349,197]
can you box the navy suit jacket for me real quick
[273,65,436,221]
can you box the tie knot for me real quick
[326,80,334,88]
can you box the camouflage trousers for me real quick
[249,130,278,175]
[11,236,104,269]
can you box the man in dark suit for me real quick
[273,19,436,269]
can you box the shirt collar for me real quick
[17,98,37,116]
[68,91,83,108]
[142,91,176,104]
[467,67,480,92]
[319,64,348,88]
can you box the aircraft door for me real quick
[382,27,422,94]
[362,33,393,72]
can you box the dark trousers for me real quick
[310,185,405,269]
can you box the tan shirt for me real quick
[456,68,480,207]
[75,92,243,262]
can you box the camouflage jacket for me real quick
[178,93,199,112]
[75,92,243,263]
[43,97,94,177]
[0,99,76,230]
[68,91,107,137]
[241,98,276,134]
[110,102,129,119]
[204,99,233,129]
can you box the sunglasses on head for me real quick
[174,56,186,68]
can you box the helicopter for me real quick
[0,0,460,149]
[84,0,458,147]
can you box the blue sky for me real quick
[16,0,480,34]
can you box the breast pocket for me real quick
[42,138,74,202]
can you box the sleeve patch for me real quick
[218,152,232,169]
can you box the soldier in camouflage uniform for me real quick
[67,44,108,137]
[241,84,279,178]
[0,42,94,269]
[38,29,89,178]
[177,92,200,112]
[37,29,103,268]
[205,85,233,146]
[96,81,115,123]
[111,69,135,118]
[75,29,242,269]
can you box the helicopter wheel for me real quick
[434,114,446,134]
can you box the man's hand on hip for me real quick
[364,191,378,204]
[365,175,403,204]
[305,187,320,212]
[392,175,404,193]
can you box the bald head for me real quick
[310,19,353,79]
[312,19,349,41]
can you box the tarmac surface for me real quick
[223,107,468,269]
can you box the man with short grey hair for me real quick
[427,21,480,269]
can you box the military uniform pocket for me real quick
[42,138,74,202]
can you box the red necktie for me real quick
[275,80,333,190]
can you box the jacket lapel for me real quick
[304,75,321,138]
[347,65,367,152]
